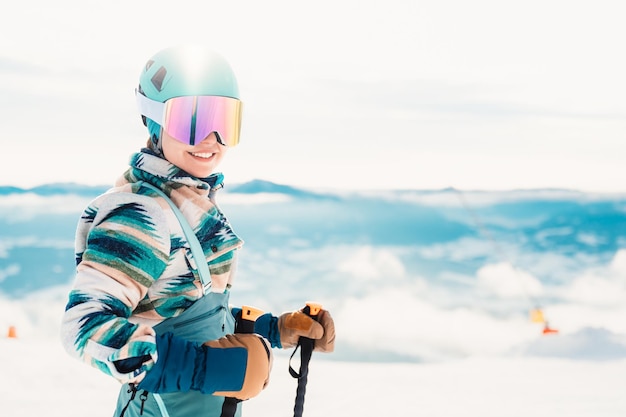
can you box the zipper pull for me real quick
[139,391,148,415]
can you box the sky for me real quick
[1,0,625,192]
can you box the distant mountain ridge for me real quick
[226,179,338,200]
[0,180,333,199]
[0,183,110,197]
[0,180,601,196]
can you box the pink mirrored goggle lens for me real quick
[163,96,242,146]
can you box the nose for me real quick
[197,132,221,146]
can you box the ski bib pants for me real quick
[113,291,241,417]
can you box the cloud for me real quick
[0,265,20,283]
[515,327,626,360]
[0,237,74,258]
[561,273,626,308]
[331,243,626,361]
[418,237,495,262]
[5,241,626,362]
[476,262,544,298]
[553,250,626,314]
[374,188,626,208]
[337,246,405,281]
[0,286,71,339]
[576,232,606,247]
[525,250,626,334]
[0,193,91,220]
[335,287,539,361]
[609,249,626,272]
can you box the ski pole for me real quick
[221,305,265,417]
[289,301,322,417]
[237,305,264,333]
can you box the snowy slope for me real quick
[2,337,625,417]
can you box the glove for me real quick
[233,307,335,352]
[138,332,272,400]
[278,309,336,352]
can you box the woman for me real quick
[60,45,335,417]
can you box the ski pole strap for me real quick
[290,337,314,417]
[288,336,314,379]
[289,303,321,417]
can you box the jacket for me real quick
[60,149,244,384]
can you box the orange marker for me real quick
[7,326,17,339]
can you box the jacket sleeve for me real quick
[60,193,171,383]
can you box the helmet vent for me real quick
[151,66,167,92]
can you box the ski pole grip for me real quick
[237,305,264,334]
[298,301,321,353]
[301,301,321,351]
[303,301,322,319]
[289,301,322,379]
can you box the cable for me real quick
[454,189,548,320]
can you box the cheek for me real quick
[161,142,175,163]
[161,136,186,162]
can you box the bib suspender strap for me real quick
[128,183,239,417]
[152,394,172,417]
[141,182,212,292]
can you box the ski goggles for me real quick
[136,90,242,146]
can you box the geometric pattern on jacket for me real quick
[61,149,244,383]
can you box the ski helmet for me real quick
[136,45,242,151]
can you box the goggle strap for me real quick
[135,90,165,125]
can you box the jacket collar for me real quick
[121,148,224,191]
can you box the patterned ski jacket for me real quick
[60,149,244,383]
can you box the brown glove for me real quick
[204,333,273,400]
[278,309,336,352]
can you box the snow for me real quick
[1,336,625,417]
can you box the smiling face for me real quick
[161,131,228,178]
